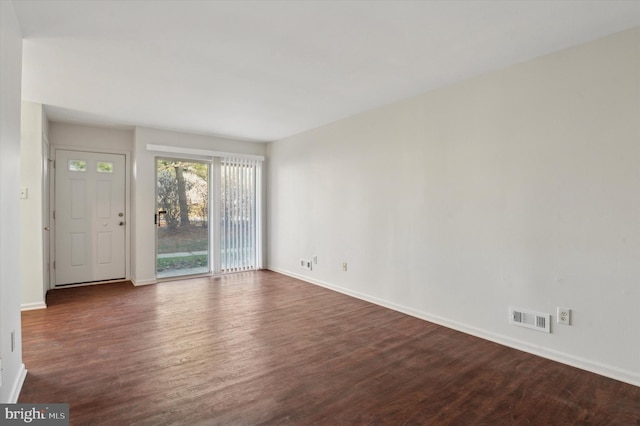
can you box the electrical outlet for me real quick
[557,307,571,325]
[342,262,348,272]
[300,259,312,270]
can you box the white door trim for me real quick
[51,146,131,286]
[42,135,51,300]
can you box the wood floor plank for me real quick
[19,271,640,425]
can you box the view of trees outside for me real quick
[156,160,209,276]
[157,160,208,230]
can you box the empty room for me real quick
[1,0,639,424]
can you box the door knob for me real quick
[118,212,124,217]
[119,221,125,226]
[44,226,50,231]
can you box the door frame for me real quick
[42,136,51,297]
[50,145,131,288]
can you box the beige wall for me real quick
[49,122,134,152]
[0,0,26,403]
[267,28,640,386]
[20,101,47,309]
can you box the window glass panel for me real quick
[68,160,87,172]
[97,162,114,173]
[156,159,209,278]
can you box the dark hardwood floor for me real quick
[19,271,640,425]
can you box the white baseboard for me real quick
[8,364,27,403]
[131,277,157,286]
[21,302,47,311]
[268,266,640,388]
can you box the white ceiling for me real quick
[13,0,640,142]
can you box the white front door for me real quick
[54,150,126,285]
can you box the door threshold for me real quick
[53,278,129,289]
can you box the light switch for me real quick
[20,187,28,199]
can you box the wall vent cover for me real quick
[509,307,550,333]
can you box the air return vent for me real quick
[509,307,550,333]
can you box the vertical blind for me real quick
[219,157,262,273]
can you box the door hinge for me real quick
[53,261,56,269]
[53,210,55,220]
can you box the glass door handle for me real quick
[155,210,167,226]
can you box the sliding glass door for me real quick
[155,155,262,279]
[156,159,209,278]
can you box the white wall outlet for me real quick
[342,262,348,272]
[557,307,571,325]
[300,259,312,270]
[313,256,318,264]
